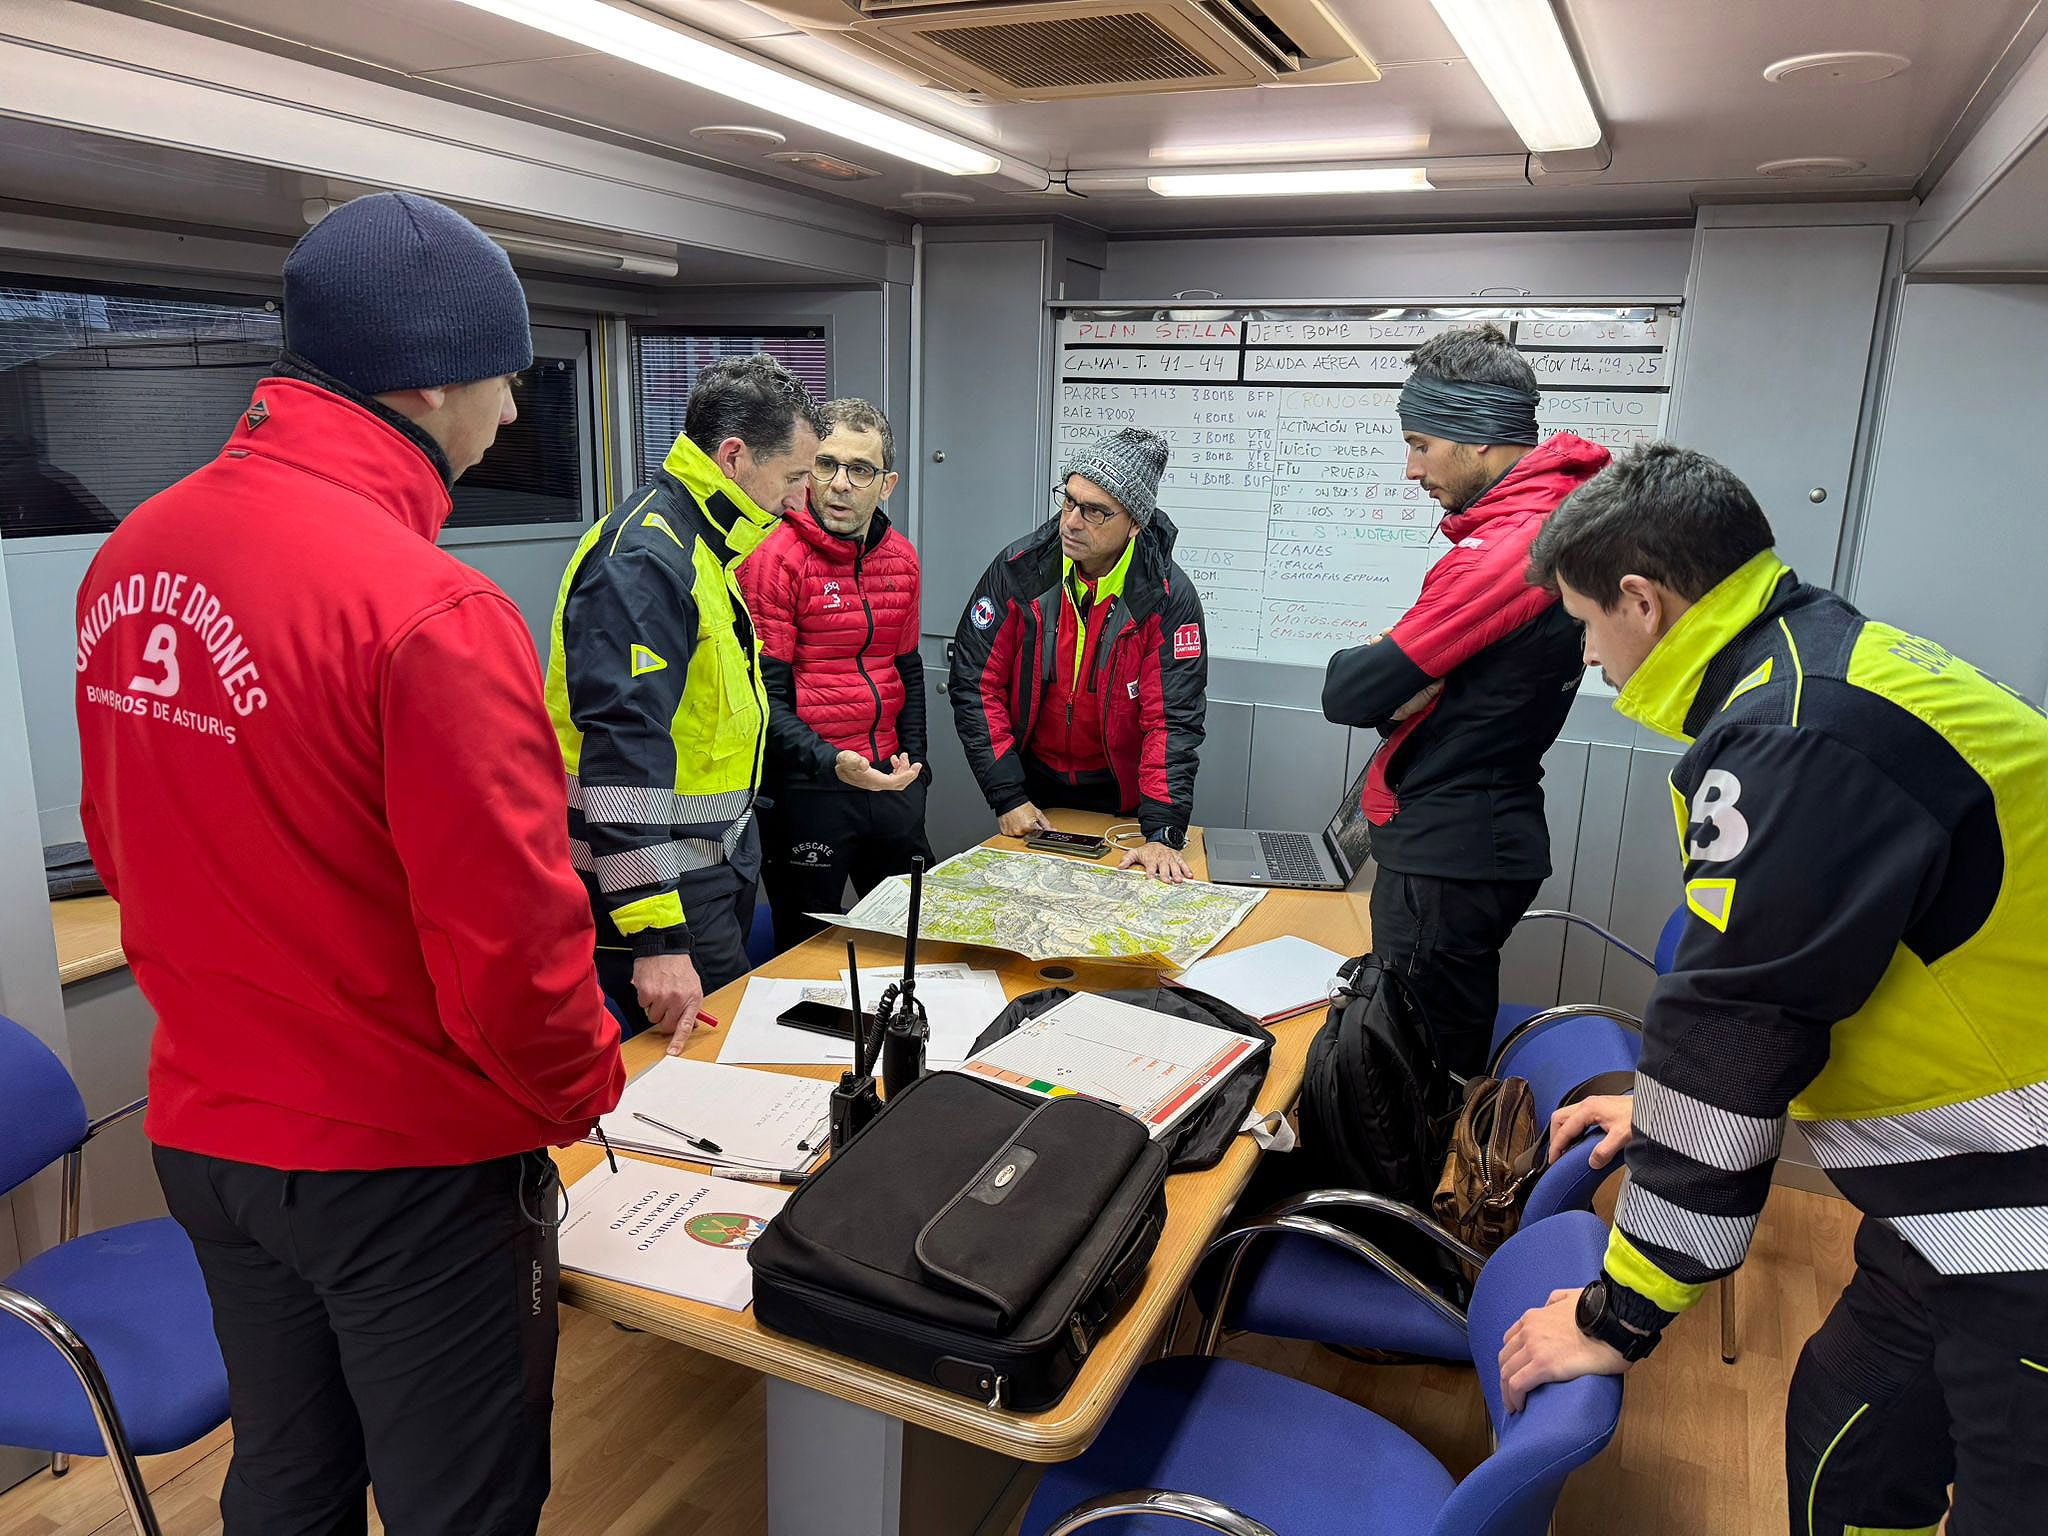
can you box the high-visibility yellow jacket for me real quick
[544,434,777,955]
[1601,550,2048,1331]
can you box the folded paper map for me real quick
[818,846,1262,970]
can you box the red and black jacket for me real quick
[1322,433,1609,881]
[76,366,622,1171]
[950,512,1207,842]
[736,495,924,787]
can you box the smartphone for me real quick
[1025,829,1111,858]
[776,1000,873,1039]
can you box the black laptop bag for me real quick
[747,1071,1169,1412]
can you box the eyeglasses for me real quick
[1053,485,1125,526]
[812,455,881,489]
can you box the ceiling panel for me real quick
[67,0,2048,232]
[0,120,860,287]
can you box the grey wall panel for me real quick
[2,537,93,841]
[1101,229,1695,303]
[1599,747,1685,1017]
[1246,705,1351,832]
[449,531,583,658]
[55,973,165,1232]
[1499,740,1592,1012]
[1666,221,1890,585]
[1191,700,1252,833]
[1853,283,2048,699]
[1559,744,1631,1003]
[920,637,989,862]
[918,239,1049,634]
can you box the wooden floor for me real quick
[0,1184,1858,1536]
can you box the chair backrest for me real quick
[0,1015,90,1198]
[1652,904,1688,975]
[1434,1210,1623,1536]
[745,901,778,968]
[1502,1013,1640,1224]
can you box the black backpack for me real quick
[1295,953,1462,1206]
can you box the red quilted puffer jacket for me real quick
[737,496,925,784]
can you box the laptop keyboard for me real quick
[1256,831,1327,883]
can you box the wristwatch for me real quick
[1575,1278,1661,1362]
[1152,826,1188,850]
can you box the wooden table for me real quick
[50,895,125,984]
[554,812,1370,1536]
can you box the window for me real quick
[631,326,830,483]
[448,351,589,528]
[2,273,591,538]
[1,278,282,539]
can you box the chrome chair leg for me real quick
[51,1451,71,1476]
[1045,1489,1279,1535]
[1720,1271,1738,1365]
[0,1288,164,1536]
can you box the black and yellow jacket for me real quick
[1603,551,2048,1329]
[544,435,778,957]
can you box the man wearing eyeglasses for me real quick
[950,427,1207,883]
[547,353,822,1054]
[737,397,930,947]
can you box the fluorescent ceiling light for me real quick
[444,0,1002,176]
[1150,134,1433,165]
[1430,0,1601,153]
[1148,166,1432,198]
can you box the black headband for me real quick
[1396,373,1540,446]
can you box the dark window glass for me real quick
[448,353,588,527]
[0,279,281,538]
[1,275,589,537]
[631,327,829,483]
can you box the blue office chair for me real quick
[1021,1210,1623,1536]
[745,899,779,968]
[1184,1008,1641,1363]
[1490,904,1685,1057]
[0,1015,228,1536]
[1489,904,1741,1363]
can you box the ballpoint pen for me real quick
[630,1111,723,1156]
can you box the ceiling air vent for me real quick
[755,0,1377,100]
[930,12,1221,90]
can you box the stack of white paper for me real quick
[597,1058,832,1174]
[716,966,1011,1069]
[559,1159,787,1309]
[1167,936,1348,1024]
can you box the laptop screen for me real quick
[1324,761,1375,879]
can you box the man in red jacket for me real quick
[1322,325,1608,1075]
[737,397,929,947]
[74,192,623,1536]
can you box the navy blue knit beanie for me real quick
[283,192,533,396]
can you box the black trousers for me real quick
[595,860,757,1039]
[1788,1217,2048,1536]
[154,1145,560,1536]
[759,778,932,949]
[1021,758,1123,818]
[1367,868,1541,1078]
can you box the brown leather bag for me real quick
[1432,1075,1545,1273]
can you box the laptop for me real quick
[1205,762,1375,892]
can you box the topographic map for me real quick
[818,847,1263,970]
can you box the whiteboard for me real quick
[1052,305,1676,668]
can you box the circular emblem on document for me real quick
[970,596,996,630]
[686,1213,768,1250]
